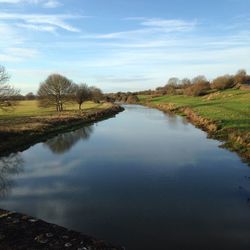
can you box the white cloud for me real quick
[43,0,61,8]
[6,47,39,57]
[0,47,39,62]
[0,0,62,8]
[0,23,25,46]
[0,12,81,32]
[141,18,197,31]
[81,18,196,40]
[16,23,57,32]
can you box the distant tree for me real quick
[37,74,74,112]
[73,83,91,110]
[164,77,179,95]
[0,66,20,111]
[25,92,36,100]
[180,78,191,88]
[184,75,210,96]
[166,77,180,87]
[89,86,103,103]
[234,69,247,85]
[211,75,234,90]
[191,75,208,85]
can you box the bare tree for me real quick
[0,66,20,111]
[25,92,36,100]
[37,74,74,112]
[89,86,103,103]
[234,69,247,85]
[166,77,180,87]
[211,75,234,90]
[73,83,91,110]
[180,78,191,88]
[191,75,208,85]
[184,75,210,96]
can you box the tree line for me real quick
[0,66,103,112]
[153,69,250,97]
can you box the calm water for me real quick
[1,105,250,250]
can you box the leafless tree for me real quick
[234,69,247,85]
[25,92,36,100]
[184,75,210,96]
[89,86,103,103]
[73,83,91,110]
[180,78,191,88]
[211,75,234,90]
[166,77,180,87]
[37,74,74,112]
[0,66,20,111]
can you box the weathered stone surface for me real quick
[0,209,124,250]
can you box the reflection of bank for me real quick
[0,153,24,198]
[43,125,94,155]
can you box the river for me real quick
[0,105,250,250]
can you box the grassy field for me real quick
[0,100,110,119]
[0,100,114,134]
[139,89,250,132]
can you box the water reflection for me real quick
[44,125,94,154]
[0,106,249,250]
[0,153,24,197]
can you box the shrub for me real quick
[211,75,235,90]
[234,69,247,85]
[184,75,211,96]
[184,82,211,96]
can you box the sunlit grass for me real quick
[0,100,110,119]
[139,89,250,131]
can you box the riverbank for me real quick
[139,89,250,164]
[0,209,123,250]
[0,102,124,157]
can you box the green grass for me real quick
[0,100,108,119]
[139,89,250,132]
[0,100,113,133]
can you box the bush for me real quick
[211,75,235,90]
[234,69,247,85]
[184,82,211,96]
[184,75,211,96]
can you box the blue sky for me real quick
[0,0,250,93]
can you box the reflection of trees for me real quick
[44,125,94,154]
[166,113,189,127]
[166,113,178,128]
[0,153,24,198]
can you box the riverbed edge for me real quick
[0,104,124,157]
[0,208,124,250]
[144,102,250,164]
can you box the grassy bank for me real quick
[0,100,123,156]
[139,89,250,163]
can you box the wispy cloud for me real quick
[16,23,57,32]
[0,0,62,8]
[82,18,197,40]
[43,0,61,8]
[0,12,82,32]
[141,18,197,31]
[0,47,39,62]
